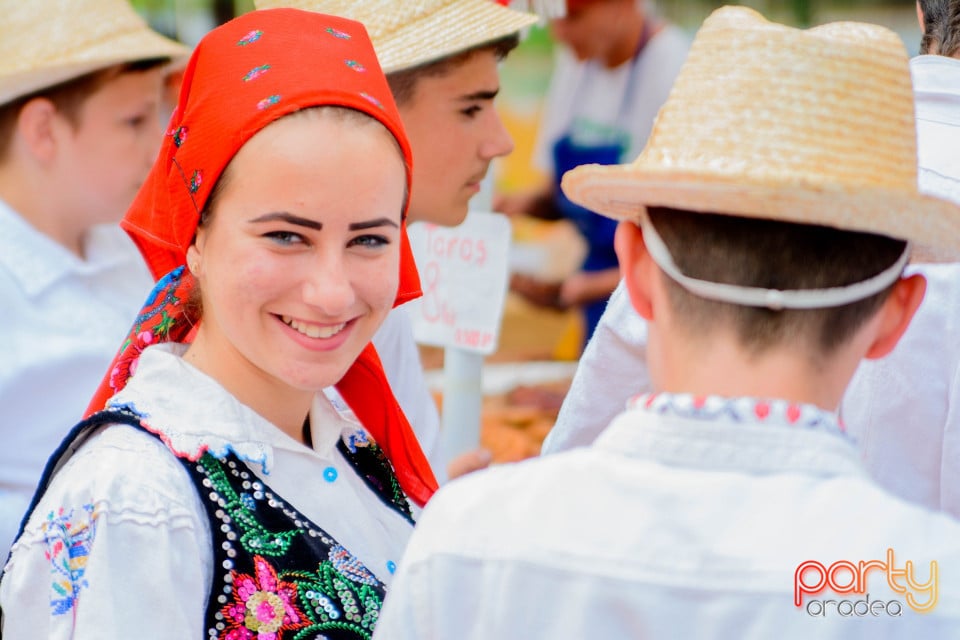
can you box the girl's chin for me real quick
[276,359,358,392]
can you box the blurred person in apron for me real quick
[498,0,688,349]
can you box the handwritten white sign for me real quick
[406,212,511,355]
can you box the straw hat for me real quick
[561,6,960,255]
[253,0,540,73]
[0,0,190,106]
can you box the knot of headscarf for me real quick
[86,8,437,506]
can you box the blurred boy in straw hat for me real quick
[0,0,187,558]
[255,0,541,480]
[374,7,960,638]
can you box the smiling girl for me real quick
[0,9,436,639]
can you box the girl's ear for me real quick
[186,230,205,277]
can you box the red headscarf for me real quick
[86,8,437,506]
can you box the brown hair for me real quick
[919,0,960,56]
[386,34,520,106]
[646,207,907,357]
[0,58,169,161]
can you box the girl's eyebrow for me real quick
[248,212,322,230]
[349,217,400,231]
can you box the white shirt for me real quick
[0,344,413,639]
[372,306,443,481]
[533,26,689,173]
[541,281,645,453]
[376,394,960,639]
[0,199,152,559]
[842,263,960,515]
[912,55,960,203]
[544,56,960,516]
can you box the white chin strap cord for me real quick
[637,211,911,310]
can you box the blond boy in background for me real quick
[0,0,187,557]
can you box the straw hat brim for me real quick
[257,0,539,74]
[375,0,538,73]
[0,27,189,106]
[561,163,960,262]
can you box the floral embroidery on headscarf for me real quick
[242,65,271,82]
[344,60,366,72]
[326,26,351,40]
[109,266,189,394]
[43,504,100,616]
[238,30,263,46]
[257,95,281,110]
[220,556,309,640]
[109,330,155,391]
[359,92,383,110]
[189,169,203,194]
[170,125,188,148]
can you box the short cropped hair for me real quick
[919,0,960,56]
[646,207,908,357]
[386,34,520,106]
[0,58,169,161]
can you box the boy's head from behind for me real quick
[0,0,187,254]
[639,209,909,359]
[562,6,960,408]
[253,0,538,226]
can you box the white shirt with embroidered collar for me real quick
[376,392,960,639]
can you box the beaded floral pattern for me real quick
[220,556,309,640]
[280,550,384,638]
[195,453,391,639]
[200,453,299,557]
[336,437,411,524]
[43,504,100,616]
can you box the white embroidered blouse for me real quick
[0,343,414,639]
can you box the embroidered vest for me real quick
[5,407,414,640]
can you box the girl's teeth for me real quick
[284,317,346,339]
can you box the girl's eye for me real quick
[127,115,148,129]
[349,234,389,248]
[264,230,305,246]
